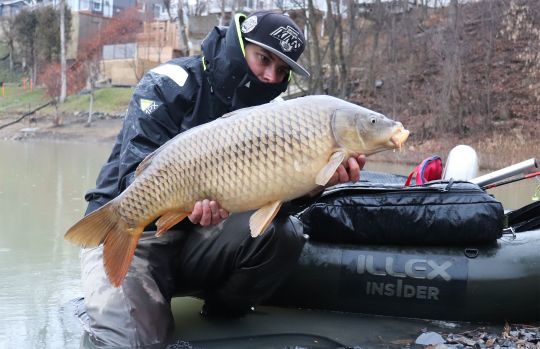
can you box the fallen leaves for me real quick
[415,322,540,348]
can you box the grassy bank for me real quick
[0,85,133,116]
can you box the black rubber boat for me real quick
[268,171,540,323]
[269,229,540,322]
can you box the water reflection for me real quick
[0,140,537,348]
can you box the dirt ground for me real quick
[0,112,123,144]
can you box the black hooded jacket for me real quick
[85,14,289,214]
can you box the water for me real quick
[0,140,538,348]
[0,141,111,349]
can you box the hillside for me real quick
[343,0,539,167]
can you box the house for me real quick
[0,0,29,17]
[66,0,136,18]
[65,0,137,58]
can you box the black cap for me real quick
[241,11,310,77]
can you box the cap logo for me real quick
[241,16,258,33]
[270,26,303,52]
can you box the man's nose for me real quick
[262,67,280,84]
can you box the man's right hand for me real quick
[188,199,229,226]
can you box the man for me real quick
[79,11,366,347]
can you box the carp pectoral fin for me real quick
[249,201,283,238]
[315,151,346,186]
[103,227,143,287]
[155,211,189,237]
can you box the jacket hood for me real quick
[201,14,289,109]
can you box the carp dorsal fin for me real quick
[220,110,240,119]
[134,150,159,177]
[315,150,346,186]
[220,105,258,119]
[249,201,283,237]
[134,137,175,177]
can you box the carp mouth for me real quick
[390,128,410,150]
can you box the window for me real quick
[92,0,102,12]
[153,3,164,19]
[80,0,90,11]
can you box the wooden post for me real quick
[86,91,94,127]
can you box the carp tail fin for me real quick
[64,202,118,248]
[65,201,141,287]
[103,225,142,287]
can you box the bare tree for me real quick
[177,0,190,55]
[324,0,337,94]
[337,0,362,98]
[59,0,67,103]
[13,9,38,85]
[0,17,16,72]
[366,0,385,96]
[220,0,227,26]
[162,0,190,56]
[438,0,464,133]
[189,0,206,16]
[306,0,323,93]
[85,60,100,126]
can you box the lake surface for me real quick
[0,140,537,348]
[0,141,111,349]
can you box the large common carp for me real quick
[65,95,409,287]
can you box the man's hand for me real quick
[305,154,367,198]
[188,199,229,226]
[326,154,367,187]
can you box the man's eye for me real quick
[258,54,269,64]
[279,68,290,76]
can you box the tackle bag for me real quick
[296,179,504,246]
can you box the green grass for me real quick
[0,86,134,117]
[53,87,134,114]
[0,85,49,114]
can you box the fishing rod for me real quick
[470,158,538,187]
[482,171,540,190]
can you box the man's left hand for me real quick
[326,154,367,187]
[188,199,229,227]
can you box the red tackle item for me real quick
[405,156,443,186]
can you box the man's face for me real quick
[245,43,291,84]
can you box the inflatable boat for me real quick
[266,165,540,323]
[269,227,540,322]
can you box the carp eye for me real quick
[370,117,376,124]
